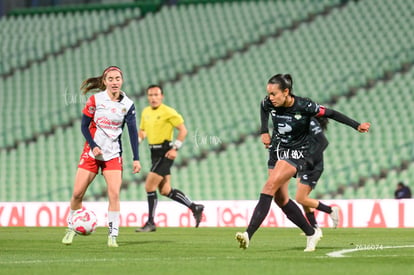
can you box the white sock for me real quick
[67,209,78,229]
[108,211,120,237]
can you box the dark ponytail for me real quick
[315,116,329,131]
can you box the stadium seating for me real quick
[1,0,414,202]
[1,0,341,150]
[0,8,142,75]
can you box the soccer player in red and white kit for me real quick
[62,66,141,247]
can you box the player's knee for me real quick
[160,189,170,196]
[159,185,171,196]
[71,192,84,202]
[145,181,158,192]
[295,193,306,205]
[263,179,280,194]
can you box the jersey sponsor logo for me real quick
[275,115,292,121]
[111,108,117,113]
[96,116,123,131]
[277,123,292,134]
[294,113,302,120]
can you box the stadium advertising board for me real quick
[0,199,413,228]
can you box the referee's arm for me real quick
[174,123,187,144]
[166,123,187,159]
[138,129,146,143]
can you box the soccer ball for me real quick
[71,209,98,235]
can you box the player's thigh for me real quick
[72,168,97,197]
[263,160,296,195]
[103,170,122,196]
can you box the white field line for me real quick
[327,245,414,258]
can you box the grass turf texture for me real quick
[0,227,413,275]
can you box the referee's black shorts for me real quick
[149,141,174,176]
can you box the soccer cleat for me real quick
[316,227,323,238]
[135,222,156,232]
[330,206,340,228]
[192,204,204,228]
[62,229,76,245]
[107,236,119,247]
[304,228,322,252]
[235,232,249,249]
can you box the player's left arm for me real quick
[317,106,370,133]
[125,104,141,173]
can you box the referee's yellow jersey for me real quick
[140,104,184,145]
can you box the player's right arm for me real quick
[260,97,271,148]
[81,95,102,156]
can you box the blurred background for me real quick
[0,0,413,203]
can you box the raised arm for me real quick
[318,106,371,133]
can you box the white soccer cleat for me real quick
[107,236,119,248]
[316,226,323,238]
[330,206,340,228]
[62,229,76,245]
[304,228,322,252]
[235,232,249,249]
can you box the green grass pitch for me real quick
[0,227,413,275]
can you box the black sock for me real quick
[167,189,193,208]
[316,202,332,214]
[246,193,273,239]
[281,199,315,236]
[305,211,318,228]
[147,191,157,224]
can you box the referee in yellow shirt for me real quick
[136,85,204,232]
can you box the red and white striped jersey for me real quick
[82,90,135,161]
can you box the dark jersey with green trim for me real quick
[261,95,324,149]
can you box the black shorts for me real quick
[297,155,324,189]
[267,144,323,188]
[150,141,174,176]
[267,144,307,171]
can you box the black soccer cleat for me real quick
[191,204,204,228]
[135,221,156,232]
